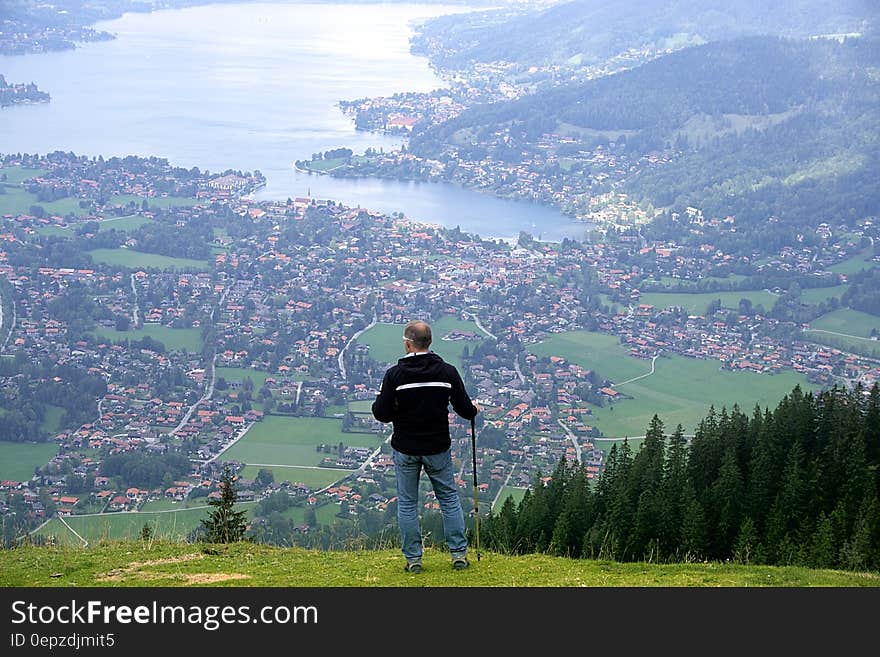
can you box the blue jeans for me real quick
[393,447,468,562]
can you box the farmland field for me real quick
[0,441,58,482]
[220,415,381,468]
[493,486,528,511]
[92,324,203,352]
[530,330,649,382]
[215,367,272,390]
[97,215,157,232]
[0,166,48,185]
[0,187,88,218]
[530,330,813,438]
[808,308,879,338]
[32,503,256,546]
[800,285,850,305]
[240,465,348,489]
[638,289,777,315]
[828,247,876,275]
[357,315,487,370]
[107,194,202,209]
[87,248,209,271]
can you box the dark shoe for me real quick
[404,561,422,574]
[452,557,469,570]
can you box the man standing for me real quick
[372,319,480,573]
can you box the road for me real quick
[470,313,497,340]
[0,290,16,353]
[557,419,582,463]
[490,463,518,511]
[171,286,229,437]
[613,354,658,387]
[338,312,377,380]
[130,273,140,327]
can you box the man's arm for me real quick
[449,366,478,420]
[371,369,396,423]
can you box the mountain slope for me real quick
[411,36,880,234]
[414,0,879,68]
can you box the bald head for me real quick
[404,320,432,351]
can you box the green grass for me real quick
[92,324,203,352]
[31,504,256,547]
[651,274,748,290]
[0,187,87,218]
[588,355,813,437]
[97,214,157,232]
[530,331,813,437]
[530,331,649,382]
[215,367,272,390]
[139,498,199,513]
[239,465,348,489]
[87,248,209,271]
[357,315,486,370]
[829,247,875,276]
[800,285,850,305]
[39,404,65,434]
[0,440,58,482]
[220,416,381,468]
[638,290,777,315]
[808,308,879,338]
[2,541,878,586]
[302,156,350,172]
[108,194,202,209]
[348,400,374,414]
[0,166,49,185]
[493,486,527,511]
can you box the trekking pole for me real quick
[471,417,481,561]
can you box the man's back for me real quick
[372,352,477,456]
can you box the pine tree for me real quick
[201,465,248,543]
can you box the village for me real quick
[0,151,878,544]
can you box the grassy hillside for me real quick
[1,541,878,587]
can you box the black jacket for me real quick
[371,352,478,456]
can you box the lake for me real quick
[0,2,589,242]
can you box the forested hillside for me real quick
[483,384,880,572]
[410,36,880,236]
[413,0,879,68]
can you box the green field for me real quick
[92,324,203,352]
[240,465,348,489]
[589,355,812,437]
[215,367,272,390]
[88,248,209,271]
[302,156,350,173]
[40,404,65,435]
[530,330,813,437]
[808,308,879,338]
[32,503,256,546]
[0,166,49,185]
[221,416,381,469]
[829,247,876,276]
[493,486,528,511]
[97,215,157,232]
[4,541,878,587]
[357,315,486,370]
[108,194,202,209]
[638,290,777,315]
[348,400,374,414]
[650,274,748,290]
[0,441,58,482]
[800,285,850,305]
[0,187,87,218]
[530,330,649,382]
